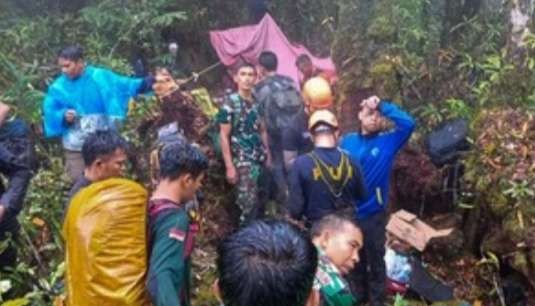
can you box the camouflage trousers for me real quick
[236,163,263,224]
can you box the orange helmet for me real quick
[302,77,333,108]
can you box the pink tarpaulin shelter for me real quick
[209,14,336,86]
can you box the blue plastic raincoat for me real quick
[42,65,144,149]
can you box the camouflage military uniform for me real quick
[216,93,266,222]
[314,248,358,306]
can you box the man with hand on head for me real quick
[340,95,415,306]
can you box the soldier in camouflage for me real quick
[311,214,364,306]
[217,62,271,224]
[314,248,356,306]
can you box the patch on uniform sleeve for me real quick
[169,228,186,241]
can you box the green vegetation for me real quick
[1,0,535,305]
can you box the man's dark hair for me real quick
[258,51,278,71]
[310,213,360,238]
[82,130,128,166]
[352,88,376,114]
[58,45,84,61]
[159,142,208,180]
[295,54,312,66]
[234,62,256,75]
[217,219,318,306]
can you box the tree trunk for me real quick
[332,0,380,100]
[507,0,534,64]
[423,0,447,50]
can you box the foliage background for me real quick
[1,0,535,305]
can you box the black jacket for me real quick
[287,147,368,224]
[0,120,34,231]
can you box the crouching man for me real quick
[311,214,364,306]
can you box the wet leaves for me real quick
[465,107,535,294]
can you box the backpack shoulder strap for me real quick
[228,93,241,105]
[227,93,246,124]
[149,201,182,218]
[339,150,354,179]
[306,149,354,197]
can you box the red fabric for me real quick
[149,199,181,217]
[209,14,336,86]
[386,278,409,295]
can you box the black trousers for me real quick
[349,210,387,306]
[0,217,20,270]
[259,134,288,215]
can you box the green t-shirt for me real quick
[147,199,195,306]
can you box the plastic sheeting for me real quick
[43,65,144,138]
[209,14,336,86]
[384,248,411,284]
[63,178,151,306]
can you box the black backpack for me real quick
[258,75,304,136]
[425,118,470,167]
